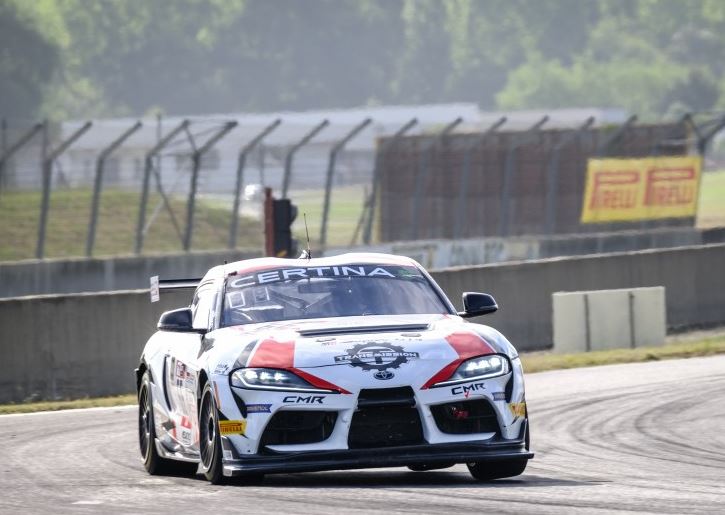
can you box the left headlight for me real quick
[433,354,510,387]
[230,368,332,393]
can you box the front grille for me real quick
[430,399,500,435]
[348,387,424,448]
[260,411,337,448]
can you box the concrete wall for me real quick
[2,243,725,403]
[3,227,724,300]
[552,287,666,353]
[0,249,260,298]
[433,243,725,351]
[0,289,189,403]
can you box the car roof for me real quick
[202,252,421,281]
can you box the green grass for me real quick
[697,169,725,228]
[2,335,724,415]
[0,394,136,415]
[0,188,262,261]
[291,185,369,248]
[521,335,725,373]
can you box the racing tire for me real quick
[407,463,455,472]
[199,382,226,484]
[138,371,198,476]
[467,416,530,481]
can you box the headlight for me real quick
[433,355,510,387]
[230,368,332,393]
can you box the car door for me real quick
[165,280,217,451]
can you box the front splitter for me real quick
[222,441,533,476]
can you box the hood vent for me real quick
[298,323,429,338]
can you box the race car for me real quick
[136,253,532,484]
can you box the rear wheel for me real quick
[138,371,197,476]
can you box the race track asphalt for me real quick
[1,355,723,514]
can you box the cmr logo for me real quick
[451,382,486,396]
[283,395,325,404]
[581,157,701,223]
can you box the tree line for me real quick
[2,0,724,121]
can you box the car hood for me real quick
[208,314,510,390]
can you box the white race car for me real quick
[136,253,532,484]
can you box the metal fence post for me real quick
[597,115,637,157]
[281,119,329,198]
[320,118,372,251]
[499,116,548,237]
[85,121,142,256]
[454,117,506,238]
[0,122,43,195]
[35,121,93,258]
[362,118,418,245]
[183,121,237,251]
[229,119,281,249]
[544,117,594,234]
[135,119,189,254]
[410,117,463,240]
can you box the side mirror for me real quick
[457,292,498,318]
[158,307,206,334]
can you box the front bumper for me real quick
[222,438,533,476]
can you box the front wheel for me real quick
[199,383,225,484]
[467,458,527,481]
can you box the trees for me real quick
[3,0,725,121]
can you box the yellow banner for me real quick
[581,156,701,223]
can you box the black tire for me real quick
[199,382,226,484]
[138,371,198,476]
[407,463,455,472]
[467,416,530,481]
[467,458,527,481]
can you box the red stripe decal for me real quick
[421,332,495,389]
[292,368,351,395]
[247,339,295,368]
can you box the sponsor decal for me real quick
[229,265,397,289]
[246,403,272,413]
[283,395,325,404]
[374,370,395,380]
[451,382,486,397]
[581,156,701,223]
[213,363,230,375]
[335,343,419,372]
[219,419,247,436]
[492,392,506,401]
[509,401,526,418]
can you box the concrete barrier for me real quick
[2,243,724,403]
[3,227,724,299]
[552,287,666,353]
[0,248,260,298]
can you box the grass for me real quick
[520,334,725,373]
[1,335,724,415]
[0,188,263,261]
[0,394,136,415]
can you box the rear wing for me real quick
[150,276,201,302]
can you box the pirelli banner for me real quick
[581,156,702,223]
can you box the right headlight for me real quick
[432,354,510,387]
[230,368,332,393]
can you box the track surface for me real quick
[1,356,724,514]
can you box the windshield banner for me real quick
[228,265,419,289]
[580,156,701,223]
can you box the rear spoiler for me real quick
[150,276,201,302]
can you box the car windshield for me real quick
[221,263,449,326]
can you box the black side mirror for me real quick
[158,307,206,334]
[458,292,498,318]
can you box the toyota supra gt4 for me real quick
[136,253,532,484]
